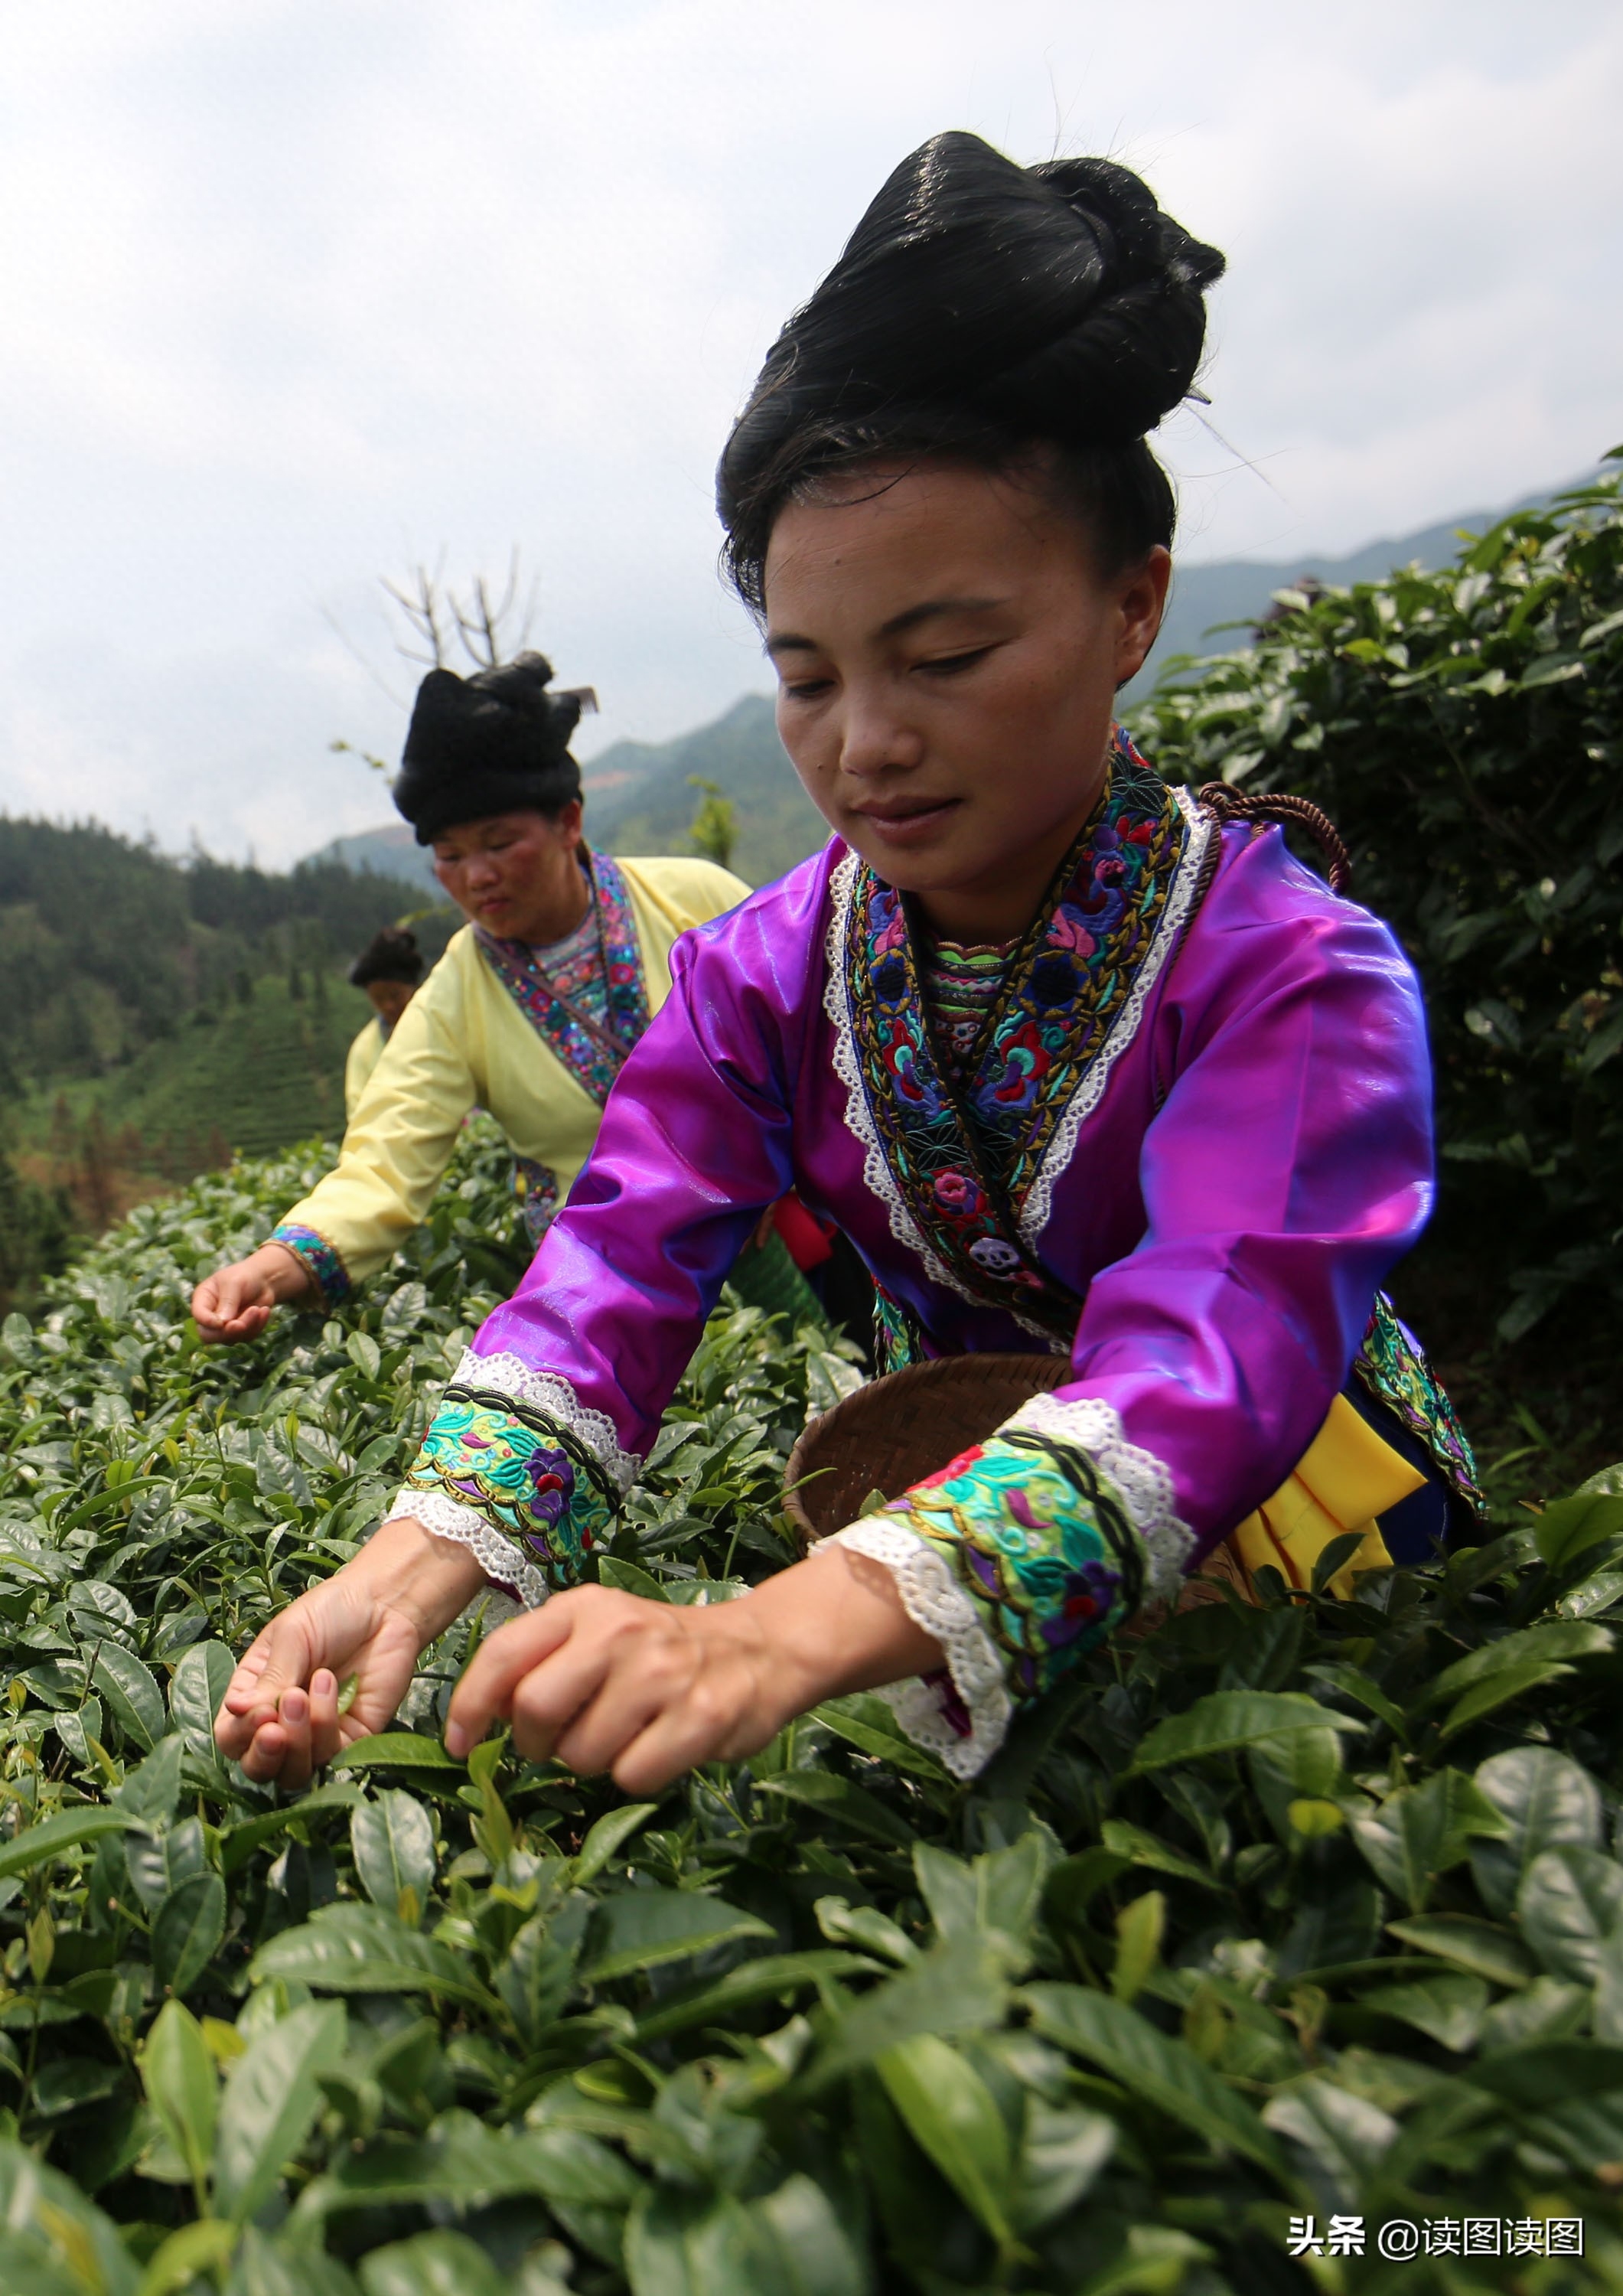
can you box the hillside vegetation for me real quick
[3,1130,1623,2291]
[0,824,454,1283]
[1131,458,1622,1377]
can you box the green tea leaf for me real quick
[1384,1913,1536,1989]
[570,1800,658,1887]
[215,1998,348,2225]
[250,1904,501,2010]
[0,2139,140,2296]
[1110,1893,1165,2005]
[1442,1658,1576,1735]
[754,1771,918,1848]
[1027,1982,1285,2177]
[140,2000,217,2195]
[135,2216,237,2296]
[875,2033,1016,2249]
[170,1641,236,1763]
[0,1802,140,1882]
[1534,1490,1623,1570]
[578,1887,774,1984]
[358,2231,511,2296]
[330,1731,464,1773]
[634,1950,878,2043]
[114,1734,187,1826]
[90,1642,166,1753]
[1129,1691,1358,1773]
[914,1835,1051,1946]
[1263,2074,1397,2203]
[1517,1846,1623,1982]
[1471,1745,1603,1919]
[1358,1972,1490,2051]
[350,1792,436,1922]
[1349,1769,1508,1913]
[807,1934,1013,2090]
[153,1871,227,1998]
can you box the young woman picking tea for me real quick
[218,134,1476,1794]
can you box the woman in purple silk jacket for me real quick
[219,133,1478,1794]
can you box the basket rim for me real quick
[782,1351,1065,1543]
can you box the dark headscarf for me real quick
[347,926,423,990]
[393,653,587,845]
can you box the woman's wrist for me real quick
[715,1544,947,1730]
[252,1241,318,1306]
[361,1514,490,1639]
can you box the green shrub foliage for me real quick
[2,1136,1622,2290]
[1132,456,1623,1343]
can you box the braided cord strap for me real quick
[829,1393,1194,1778]
[1197,784,1352,896]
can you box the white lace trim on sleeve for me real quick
[445,1349,640,1493]
[826,1518,1011,1782]
[1005,1391,1195,1600]
[383,1487,549,1610]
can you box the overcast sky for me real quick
[1,1,1618,866]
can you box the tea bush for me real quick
[2,1133,1623,2293]
[1132,455,1623,1346]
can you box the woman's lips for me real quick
[850,797,961,848]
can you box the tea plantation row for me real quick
[2,1127,1621,2293]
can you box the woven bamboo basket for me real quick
[783,1353,1251,1614]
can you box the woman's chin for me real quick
[843,818,979,888]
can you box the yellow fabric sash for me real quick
[1224,1394,1424,1600]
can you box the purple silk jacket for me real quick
[463,817,1432,1551]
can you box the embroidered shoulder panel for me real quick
[398,1353,636,1586]
[828,735,1207,1336]
[477,852,650,1109]
[1354,1293,1484,1513]
[270,1222,351,1307]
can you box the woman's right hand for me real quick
[214,1516,487,1787]
[191,1242,314,1344]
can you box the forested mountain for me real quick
[0,820,447,1088]
[315,484,1582,892]
[0,821,457,1287]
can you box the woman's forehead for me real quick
[764,461,1087,631]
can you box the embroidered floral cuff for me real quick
[829,1394,1194,1778]
[270,1222,351,1307]
[386,1350,638,1596]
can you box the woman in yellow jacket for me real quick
[191,655,751,1342]
[343,927,425,1118]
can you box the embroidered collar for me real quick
[477,849,650,1109]
[829,731,1210,1337]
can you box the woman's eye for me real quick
[918,646,992,678]
[783,676,833,701]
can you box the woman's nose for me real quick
[837,690,924,778]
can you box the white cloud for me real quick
[0,0,1616,861]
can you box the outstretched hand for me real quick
[191,1242,314,1345]
[214,1517,486,1788]
[445,1544,944,1795]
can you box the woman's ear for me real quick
[1113,546,1173,689]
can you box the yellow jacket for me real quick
[344,1018,386,1119]
[275,856,749,1298]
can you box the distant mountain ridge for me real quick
[312,476,1585,892]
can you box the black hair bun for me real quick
[718,132,1224,556]
[348,926,423,990]
[394,651,585,845]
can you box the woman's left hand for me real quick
[445,1543,944,1794]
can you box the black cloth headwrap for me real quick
[348,927,423,990]
[394,653,585,845]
